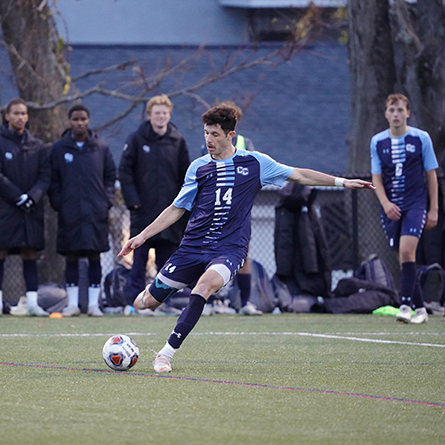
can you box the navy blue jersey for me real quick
[370,126,438,209]
[173,149,293,253]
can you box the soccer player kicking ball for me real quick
[370,94,439,324]
[118,104,375,373]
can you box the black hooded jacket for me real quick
[48,129,116,254]
[0,125,50,251]
[118,121,190,243]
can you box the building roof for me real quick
[0,41,351,174]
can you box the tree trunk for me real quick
[0,1,69,285]
[390,0,445,155]
[0,0,69,142]
[347,0,445,172]
[347,0,396,173]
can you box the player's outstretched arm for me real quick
[288,168,375,190]
[118,204,186,257]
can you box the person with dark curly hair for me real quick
[119,104,374,373]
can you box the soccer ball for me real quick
[103,334,139,371]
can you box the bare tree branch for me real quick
[168,42,303,99]
[71,59,137,82]
[181,92,212,110]
[91,90,151,133]
[0,28,304,133]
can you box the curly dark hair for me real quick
[201,105,238,135]
[68,103,90,118]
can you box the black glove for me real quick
[16,194,34,212]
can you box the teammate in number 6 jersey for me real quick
[370,93,439,324]
[119,104,374,373]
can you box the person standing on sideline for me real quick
[49,104,116,317]
[200,101,260,316]
[370,93,439,324]
[0,98,51,316]
[119,104,374,373]
[118,94,190,313]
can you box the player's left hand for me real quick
[343,179,375,190]
[425,208,438,230]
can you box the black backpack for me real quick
[416,263,444,305]
[249,260,277,313]
[355,254,396,291]
[224,260,277,313]
[103,264,131,308]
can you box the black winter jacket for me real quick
[118,121,190,242]
[274,182,332,297]
[0,125,50,251]
[48,129,116,254]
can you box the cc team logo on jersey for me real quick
[64,152,74,163]
[5,152,13,160]
[406,143,416,153]
[236,166,249,176]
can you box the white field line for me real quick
[0,331,444,347]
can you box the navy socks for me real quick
[23,259,38,292]
[400,262,417,308]
[237,273,251,307]
[168,293,206,349]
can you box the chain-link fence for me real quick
[249,179,401,290]
[3,174,443,305]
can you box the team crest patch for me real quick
[142,145,150,153]
[64,153,74,163]
[5,152,13,160]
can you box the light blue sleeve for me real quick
[421,132,439,171]
[370,136,381,174]
[173,161,200,211]
[251,152,293,187]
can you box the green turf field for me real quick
[0,313,444,445]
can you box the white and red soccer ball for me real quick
[103,335,139,371]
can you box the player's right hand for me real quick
[383,201,401,220]
[118,234,145,257]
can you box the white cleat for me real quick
[87,305,104,317]
[239,301,263,316]
[10,296,28,316]
[153,354,172,373]
[411,307,428,324]
[396,304,411,324]
[213,300,236,314]
[62,305,81,317]
[28,305,49,317]
[202,303,215,316]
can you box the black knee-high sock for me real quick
[88,258,102,286]
[65,259,79,286]
[23,259,38,292]
[168,294,206,349]
[237,273,251,307]
[400,262,416,308]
